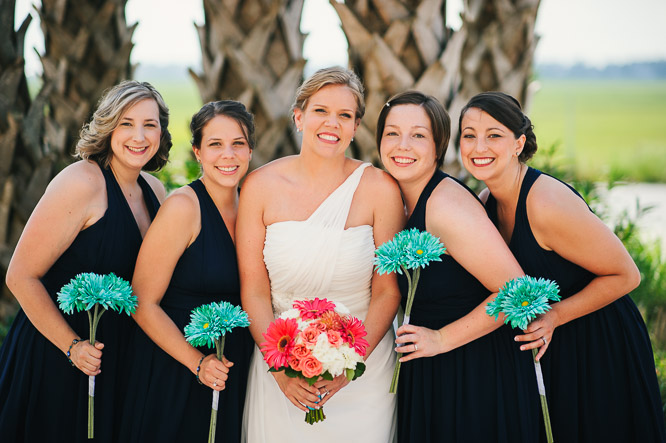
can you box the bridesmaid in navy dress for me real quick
[0,80,170,442]
[460,91,665,442]
[119,101,254,442]
[378,91,539,443]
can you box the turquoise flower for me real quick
[57,272,137,315]
[184,303,224,349]
[374,236,406,275]
[487,276,561,331]
[374,228,445,275]
[401,229,446,270]
[184,301,251,349]
[216,301,251,334]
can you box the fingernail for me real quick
[514,336,518,341]
[520,346,525,351]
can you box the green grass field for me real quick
[149,77,666,184]
[529,79,666,183]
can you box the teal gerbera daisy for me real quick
[487,276,561,331]
[401,228,446,270]
[58,272,137,315]
[184,303,224,349]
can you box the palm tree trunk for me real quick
[190,0,306,168]
[330,0,463,165]
[0,0,34,311]
[446,0,541,174]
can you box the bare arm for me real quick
[514,175,640,358]
[131,188,231,391]
[396,179,523,362]
[363,169,405,356]
[5,161,107,375]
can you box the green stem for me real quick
[532,348,554,443]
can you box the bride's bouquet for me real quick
[261,298,368,424]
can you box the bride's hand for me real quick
[314,374,350,407]
[272,371,322,412]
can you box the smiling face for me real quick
[193,115,251,189]
[109,98,161,172]
[379,104,438,187]
[293,84,359,158]
[459,107,525,182]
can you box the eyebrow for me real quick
[120,117,158,123]
[206,136,246,141]
[311,103,355,112]
[386,123,432,131]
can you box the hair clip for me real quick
[384,102,391,108]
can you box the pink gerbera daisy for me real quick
[260,318,299,369]
[293,297,336,320]
[340,316,369,357]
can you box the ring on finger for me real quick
[414,343,418,352]
[213,379,218,387]
[542,337,548,346]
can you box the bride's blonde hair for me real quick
[291,67,365,122]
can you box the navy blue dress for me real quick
[0,163,160,442]
[486,167,666,443]
[397,170,539,443]
[118,180,253,443]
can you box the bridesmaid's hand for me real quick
[395,324,444,362]
[514,310,559,361]
[200,354,233,391]
[314,374,350,407]
[70,340,104,376]
[272,371,321,412]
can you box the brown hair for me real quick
[76,80,172,171]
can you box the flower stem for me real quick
[207,336,226,442]
[532,348,554,443]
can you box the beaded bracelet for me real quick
[195,355,205,385]
[66,338,81,367]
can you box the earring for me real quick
[297,127,302,132]
[351,137,354,142]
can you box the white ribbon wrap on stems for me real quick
[403,315,410,326]
[212,389,219,411]
[533,360,546,396]
[88,375,95,397]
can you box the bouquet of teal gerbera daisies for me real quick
[374,228,446,394]
[184,301,250,443]
[487,276,560,443]
[57,272,136,439]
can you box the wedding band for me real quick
[213,380,218,387]
[542,337,547,346]
[325,388,330,395]
[414,344,418,351]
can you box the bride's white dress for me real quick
[242,163,397,443]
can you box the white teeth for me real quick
[472,158,493,165]
[319,134,338,141]
[216,166,238,172]
[394,157,415,164]
[127,146,146,153]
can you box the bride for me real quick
[238,67,403,442]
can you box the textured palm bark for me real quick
[190,0,306,169]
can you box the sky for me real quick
[14,0,666,77]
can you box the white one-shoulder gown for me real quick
[242,163,397,443]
